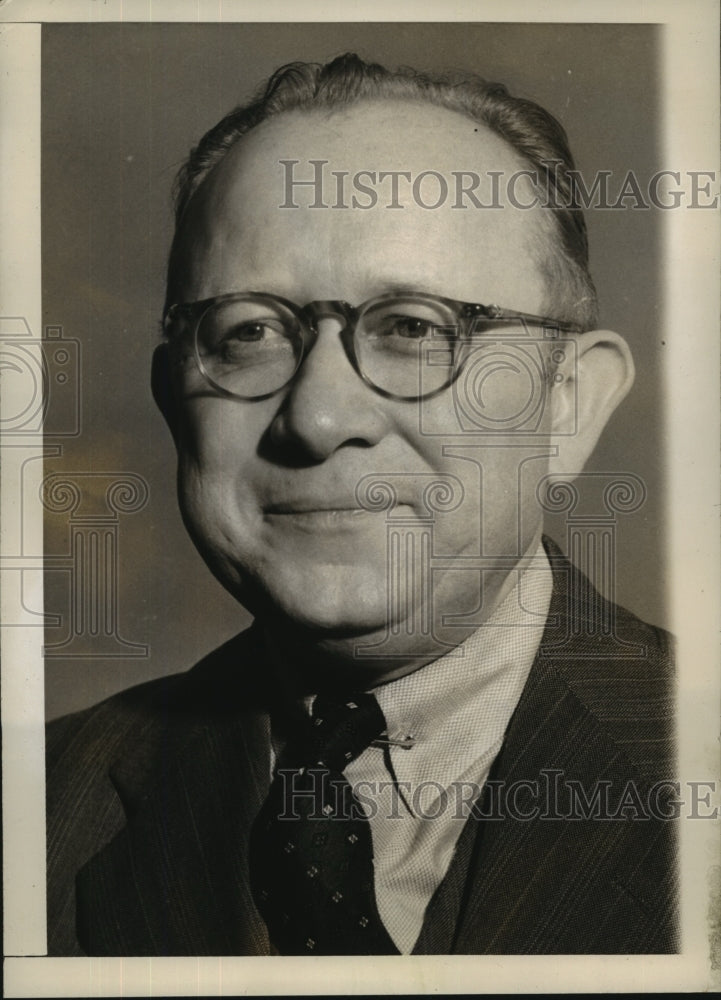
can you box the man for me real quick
[46,53,676,956]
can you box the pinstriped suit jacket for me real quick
[46,539,678,955]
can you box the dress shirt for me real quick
[270,541,552,953]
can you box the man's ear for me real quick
[151,343,180,446]
[547,330,635,481]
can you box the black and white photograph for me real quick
[1,1,719,995]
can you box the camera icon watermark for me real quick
[417,321,577,437]
[0,318,81,437]
[1,316,149,656]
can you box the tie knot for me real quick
[308,692,386,772]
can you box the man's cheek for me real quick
[177,464,242,549]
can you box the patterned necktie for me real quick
[250,691,399,955]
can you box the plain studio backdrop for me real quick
[41,22,666,720]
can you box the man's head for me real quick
[154,54,633,682]
[167,54,599,329]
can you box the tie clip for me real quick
[371,730,416,750]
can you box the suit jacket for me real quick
[46,539,678,955]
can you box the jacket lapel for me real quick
[451,542,676,953]
[411,793,481,954]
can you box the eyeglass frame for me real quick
[163,290,585,403]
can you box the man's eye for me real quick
[214,319,289,350]
[208,319,292,364]
[382,315,434,339]
[223,321,276,343]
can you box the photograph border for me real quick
[1,0,719,995]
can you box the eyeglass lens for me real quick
[194,295,461,400]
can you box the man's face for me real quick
[165,101,559,669]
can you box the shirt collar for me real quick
[366,539,553,793]
[270,539,553,792]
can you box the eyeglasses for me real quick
[163,291,583,402]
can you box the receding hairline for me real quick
[168,99,559,316]
[174,96,544,232]
[167,56,599,328]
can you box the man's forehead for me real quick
[181,100,535,223]
[168,99,549,309]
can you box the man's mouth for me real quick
[264,501,367,515]
[262,497,415,531]
[262,504,380,533]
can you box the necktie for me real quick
[250,691,399,955]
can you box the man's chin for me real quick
[258,590,390,639]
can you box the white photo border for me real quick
[1,0,719,995]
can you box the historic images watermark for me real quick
[272,769,720,823]
[278,160,720,211]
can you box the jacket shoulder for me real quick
[46,626,262,955]
[541,537,676,786]
[47,626,264,772]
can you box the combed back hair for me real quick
[170,53,599,329]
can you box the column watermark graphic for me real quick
[1,317,81,631]
[41,473,149,658]
[0,316,150,659]
[538,472,648,656]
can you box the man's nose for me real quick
[268,318,391,461]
